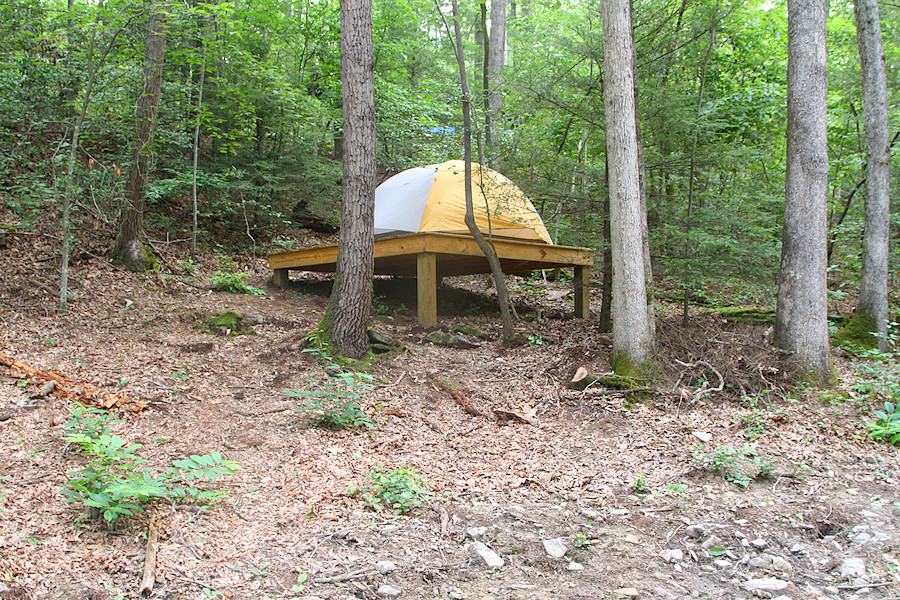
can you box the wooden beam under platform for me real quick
[269,233,595,326]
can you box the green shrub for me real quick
[286,371,375,430]
[62,405,241,522]
[209,271,266,295]
[350,466,429,513]
[868,401,900,445]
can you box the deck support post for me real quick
[273,268,290,287]
[574,265,590,318]
[417,252,437,327]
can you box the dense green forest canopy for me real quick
[0,0,897,307]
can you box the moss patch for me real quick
[832,312,878,350]
[196,311,256,336]
[450,323,492,340]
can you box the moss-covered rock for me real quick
[201,311,256,336]
[450,323,492,340]
[832,312,878,350]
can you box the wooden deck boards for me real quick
[269,233,594,326]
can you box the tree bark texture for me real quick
[486,0,507,151]
[326,0,376,358]
[775,0,834,385]
[113,10,166,271]
[602,0,654,374]
[854,0,891,348]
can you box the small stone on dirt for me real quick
[838,558,866,580]
[467,526,489,539]
[741,578,789,593]
[770,556,793,574]
[693,431,713,443]
[610,508,630,516]
[613,587,640,598]
[543,538,567,558]
[685,524,707,538]
[377,584,401,598]
[375,560,397,574]
[467,541,504,568]
[568,561,584,571]
[750,538,769,549]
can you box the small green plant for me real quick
[350,466,429,513]
[693,445,771,489]
[286,372,375,430]
[632,475,653,495]
[868,401,900,445]
[209,271,266,296]
[62,405,241,522]
[525,333,545,346]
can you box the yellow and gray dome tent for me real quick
[374,160,553,244]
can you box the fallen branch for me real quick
[0,351,147,412]
[674,359,724,402]
[427,374,492,419]
[139,520,159,595]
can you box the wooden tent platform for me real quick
[268,232,594,327]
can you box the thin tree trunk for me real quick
[775,0,834,385]
[853,0,891,349]
[113,9,166,271]
[603,0,654,375]
[60,4,129,308]
[443,0,515,340]
[191,25,208,262]
[322,0,376,358]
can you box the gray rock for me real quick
[377,584,402,598]
[701,535,722,550]
[466,526,489,539]
[467,541,504,568]
[685,525,707,539]
[652,587,678,600]
[610,508,630,516]
[749,555,773,569]
[750,538,769,549]
[839,558,866,580]
[693,431,713,443]
[660,549,676,563]
[375,561,397,574]
[568,561,585,571]
[770,556,793,574]
[789,543,805,553]
[713,559,732,569]
[741,578,790,593]
[543,538,568,558]
[613,588,640,598]
[424,331,480,349]
[851,531,872,544]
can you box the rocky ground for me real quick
[0,229,899,600]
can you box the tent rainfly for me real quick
[373,160,553,244]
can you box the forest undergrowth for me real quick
[1,214,898,600]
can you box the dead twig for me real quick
[674,359,724,402]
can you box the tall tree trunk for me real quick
[112,9,167,272]
[486,0,507,156]
[852,0,891,349]
[775,0,834,385]
[602,0,655,375]
[321,0,376,358]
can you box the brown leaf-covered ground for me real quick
[1,223,898,600]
